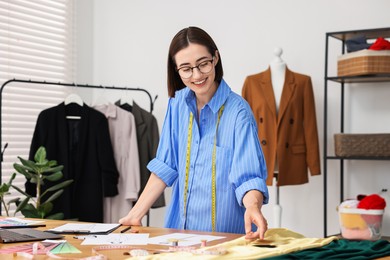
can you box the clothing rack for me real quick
[0,78,158,224]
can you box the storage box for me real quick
[337,49,390,77]
[339,207,384,240]
[334,133,390,157]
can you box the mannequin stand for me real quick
[273,173,282,228]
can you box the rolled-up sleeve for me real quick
[230,109,269,206]
[147,98,178,187]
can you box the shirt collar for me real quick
[184,79,231,114]
[95,103,117,118]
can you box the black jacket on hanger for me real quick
[26,103,119,222]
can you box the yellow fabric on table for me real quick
[130,228,338,260]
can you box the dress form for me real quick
[270,47,286,112]
[270,47,286,228]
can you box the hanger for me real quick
[64,83,83,106]
[64,93,83,106]
[65,83,83,119]
[119,87,133,106]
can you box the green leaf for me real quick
[46,212,64,220]
[7,172,17,185]
[0,183,10,193]
[13,164,33,179]
[42,189,63,204]
[38,202,53,215]
[21,204,41,218]
[44,171,63,182]
[11,184,31,197]
[42,165,64,174]
[17,157,39,174]
[34,146,47,164]
[42,180,73,194]
[30,177,38,184]
[14,197,31,215]
[48,160,58,167]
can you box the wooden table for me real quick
[0,219,242,259]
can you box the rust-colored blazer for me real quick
[242,67,321,186]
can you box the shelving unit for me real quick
[323,27,390,237]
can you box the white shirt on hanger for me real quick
[93,103,140,223]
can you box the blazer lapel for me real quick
[278,67,296,126]
[259,68,277,120]
[132,101,147,138]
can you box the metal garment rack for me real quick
[0,78,158,225]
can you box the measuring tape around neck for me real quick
[184,105,225,232]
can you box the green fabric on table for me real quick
[264,239,390,260]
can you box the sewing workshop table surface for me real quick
[0,218,242,259]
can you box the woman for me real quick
[120,26,269,239]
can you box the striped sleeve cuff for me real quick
[235,178,269,207]
[147,158,178,187]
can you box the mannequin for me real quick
[270,47,286,228]
[270,47,286,113]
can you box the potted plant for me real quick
[9,146,73,219]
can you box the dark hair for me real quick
[167,26,224,97]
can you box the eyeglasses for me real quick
[177,58,214,79]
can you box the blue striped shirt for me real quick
[147,79,269,234]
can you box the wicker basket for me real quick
[334,133,390,157]
[337,50,390,77]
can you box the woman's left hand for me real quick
[244,205,268,240]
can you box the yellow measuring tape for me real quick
[184,105,224,232]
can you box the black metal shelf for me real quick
[327,74,390,83]
[326,156,390,160]
[327,27,390,41]
[323,27,390,238]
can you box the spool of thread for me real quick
[200,239,207,247]
[171,239,178,246]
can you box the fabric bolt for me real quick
[94,103,140,223]
[26,103,119,222]
[117,101,165,208]
[147,79,269,234]
[242,67,321,186]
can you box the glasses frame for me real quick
[176,57,215,79]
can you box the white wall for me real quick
[75,0,390,238]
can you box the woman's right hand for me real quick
[119,212,142,226]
